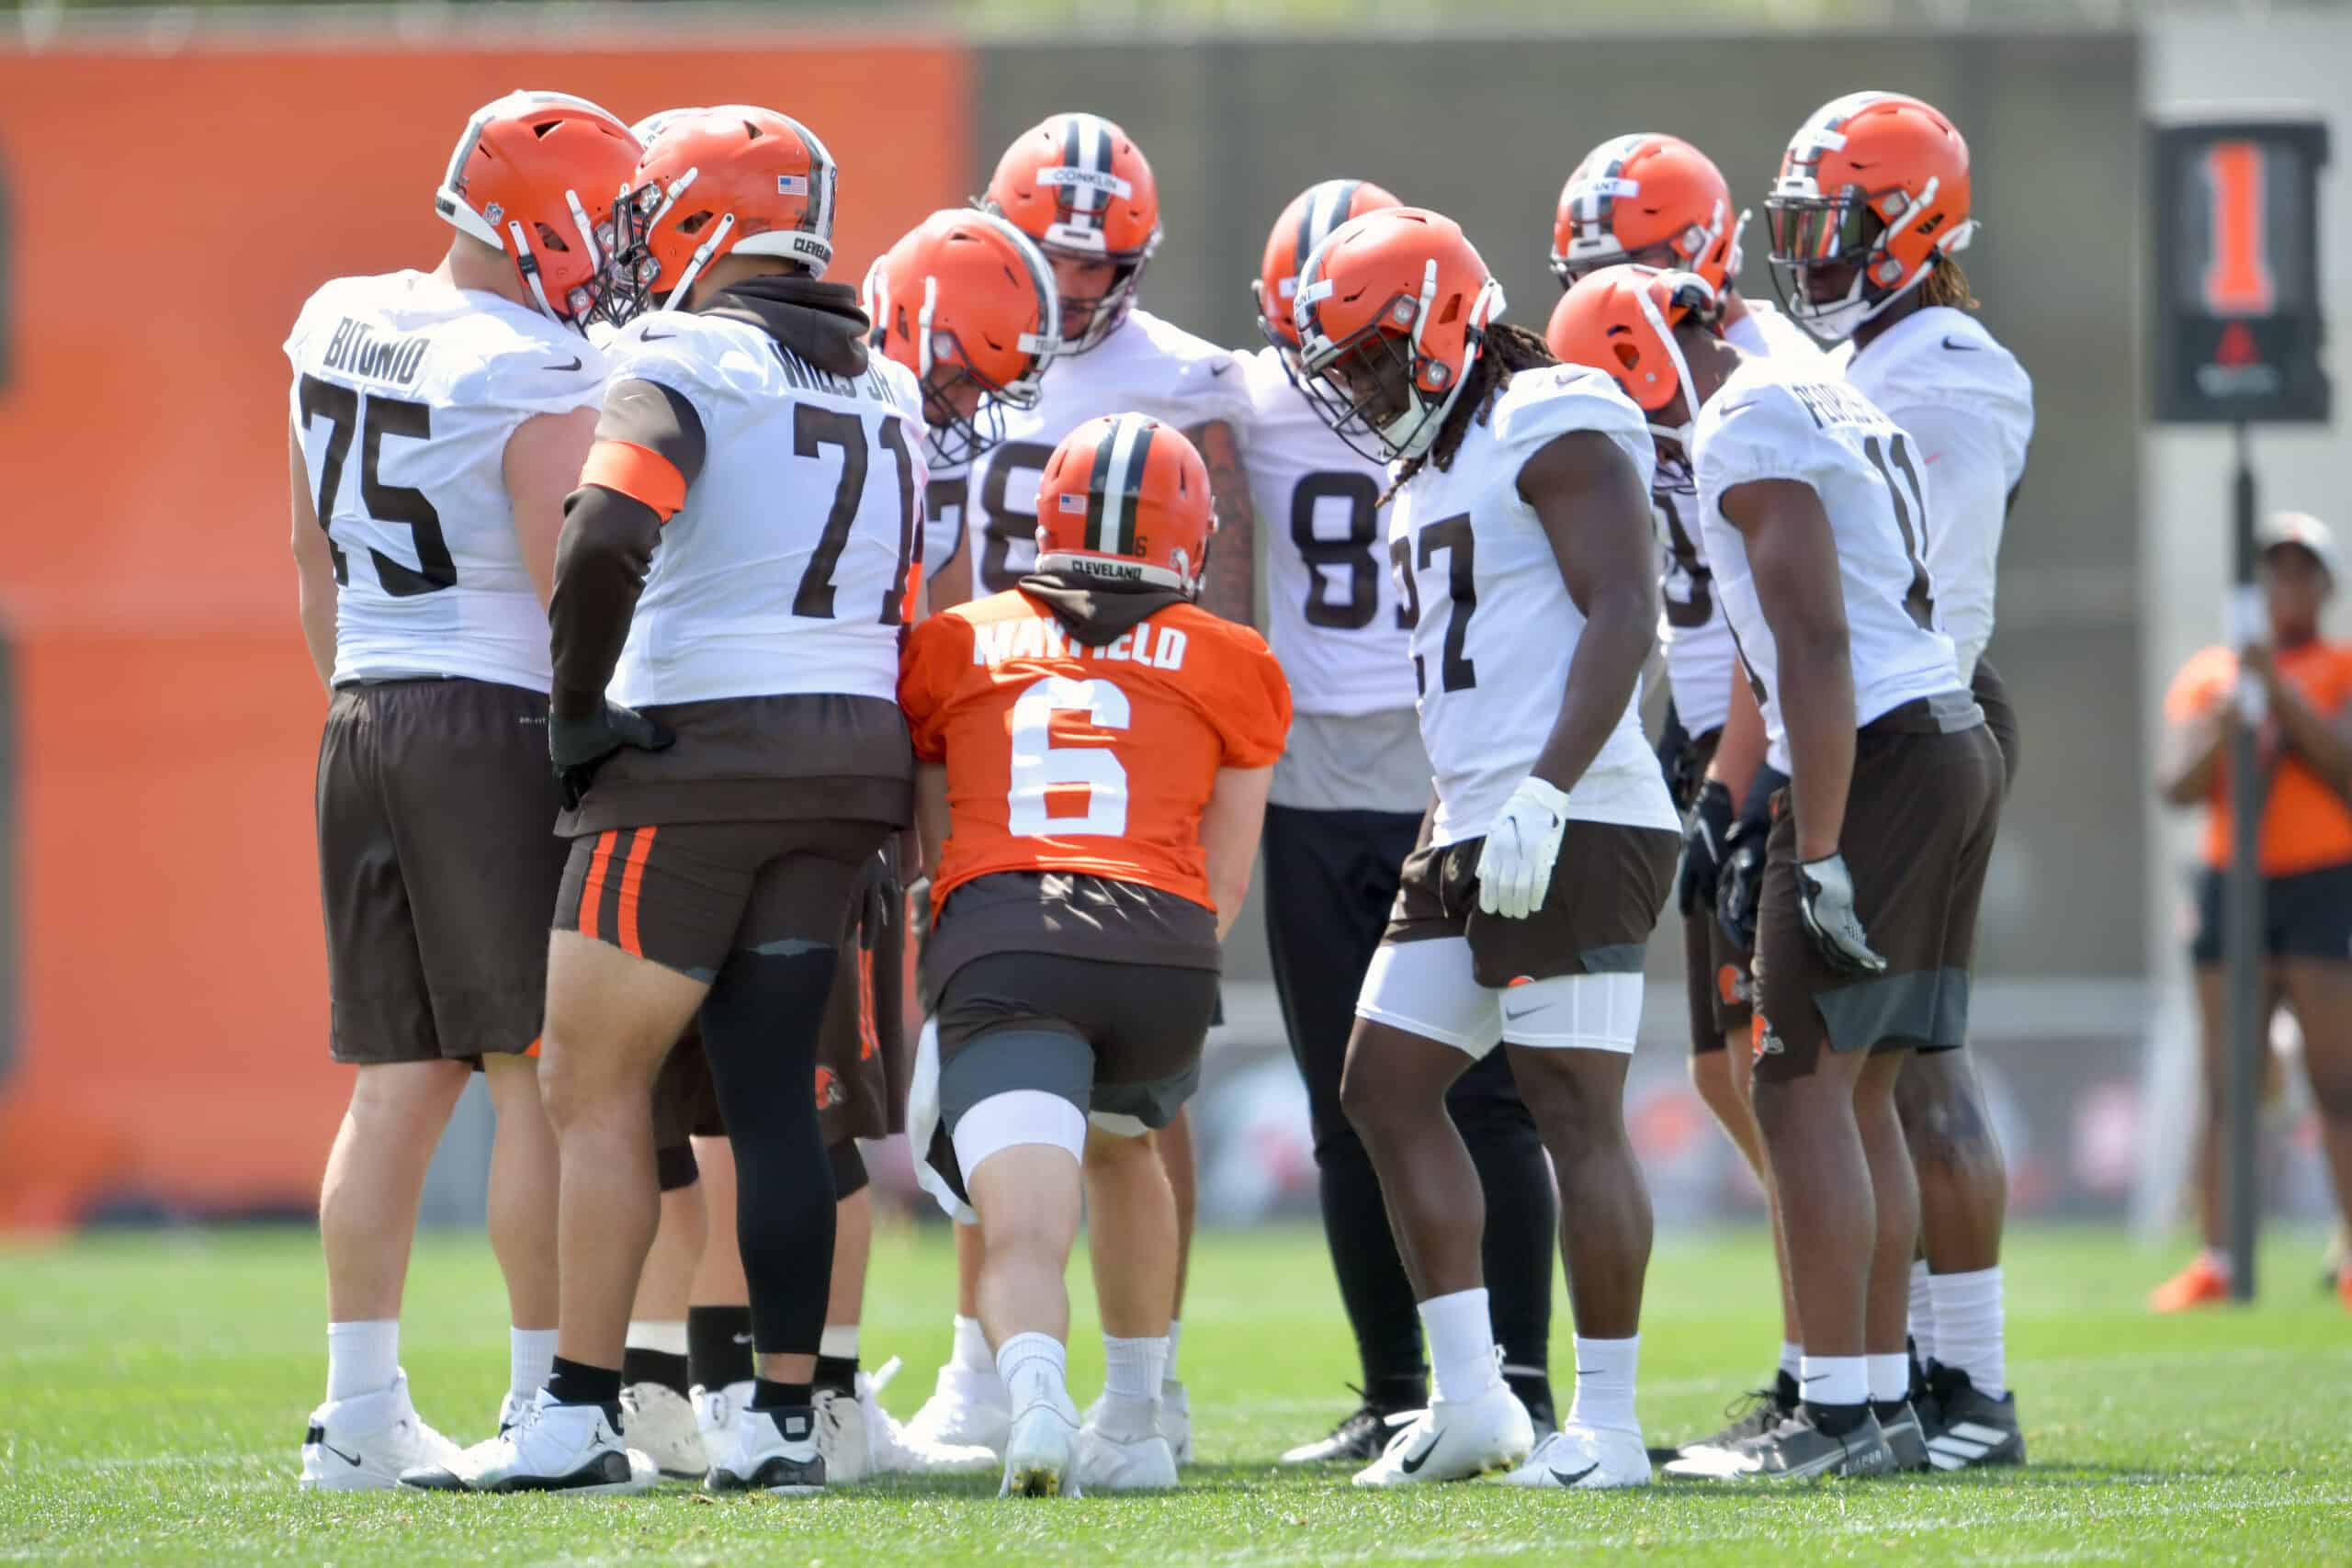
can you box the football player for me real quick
[1246,179,1559,1461]
[1553,264,2001,1482]
[900,414,1290,1495]
[1768,92,2033,1468]
[1545,130,1823,1461]
[286,90,640,1490]
[403,106,923,1496]
[1294,208,1679,1489]
[906,112,1255,1465]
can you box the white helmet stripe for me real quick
[1093,415,1150,554]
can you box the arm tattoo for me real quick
[1189,419,1256,626]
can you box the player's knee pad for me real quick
[954,1089,1087,1189]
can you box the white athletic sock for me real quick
[1099,1335,1169,1438]
[326,1319,400,1404]
[1907,1258,1938,1364]
[1927,1266,2006,1398]
[951,1314,993,1373]
[510,1326,558,1405]
[1164,1318,1183,1382]
[1798,1353,1868,1410]
[1419,1289,1499,1404]
[1778,1340,1804,1385]
[819,1325,860,1360]
[624,1319,688,1355]
[1866,1352,1910,1406]
[994,1332,1068,1408]
[2199,1246,2234,1280]
[1566,1335,1640,1436]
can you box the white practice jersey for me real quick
[1656,300,1826,737]
[922,455,971,587]
[285,270,605,690]
[1832,306,2033,682]
[1692,357,1965,774]
[1241,345,1417,718]
[960,309,1250,596]
[1390,363,1679,846]
[599,310,928,708]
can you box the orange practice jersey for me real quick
[899,590,1291,912]
[2165,640,2352,876]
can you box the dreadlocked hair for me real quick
[1384,321,1558,504]
[1920,255,1978,310]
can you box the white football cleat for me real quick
[300,1371,463,1492]
[1072,1421,1178,1492]
[399,1389,655,1495]
[1162,1379,1193,1465]
[863,1359,998,1476]
[621,1382,707,1480]
[494,1391,527,1436]
[815,1385,868,1484]
[706,1404,825,1495]
[1351,1382,1532,1487]
[692,1379,753,1465]
[1493,1424,1651,1489]
[903,1360,1012,1458]
[999,1387,1083,1499]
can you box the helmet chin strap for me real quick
[1633,276,1703,452]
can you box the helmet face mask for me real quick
[1295,299,1453,465]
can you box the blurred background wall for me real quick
[0,0,2338,1235]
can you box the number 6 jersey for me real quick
[285,270,609,689]
[899,587,1291,913]
[1387,363,1679,847]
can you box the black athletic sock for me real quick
[752,1378,814,1412]
[689,1305,756,1391]
[620,1346,692,1400]
[548,1355,623,1417]
[1871,1398,1911,1424]
[1365,1371,1430,1416]
[813,1354,859,1398]
[1806,1399,1870,1438]
[701,946,840,1359]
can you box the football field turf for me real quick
[6,1224,2347,1566]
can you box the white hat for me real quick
[2258,511,2339,584]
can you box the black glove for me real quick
[1677,777,1736,918]
[549,700,674,812]
[1655,698,1700,813]
[1714,764,1787,953]
[1797,852,1888,976]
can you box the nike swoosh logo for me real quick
[1396,1431,1442,1474]
[1550,1462,1599,1487]
[322,1442,366,1467]
[641,329,676,343]
[1503,1004,1541,1021]
[1941,336,1983,353]
[732,1333,754,1345]
[1209,362,1231,378]
[544,355,583,373]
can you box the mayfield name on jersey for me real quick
[960,310,1251,597]
[1692,357,1966,773]
[1389,362,1679,846]
[286,270,608,690]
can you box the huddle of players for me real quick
[285,80,2031,1503]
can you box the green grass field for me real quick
[6,1224,2348,1566]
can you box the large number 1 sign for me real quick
[2199,141,2277,318]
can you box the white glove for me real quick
[1476,776,1572,919]
[1796,852,1888,976]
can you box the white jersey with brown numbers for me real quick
[1832,305,2034,684]
[1692,356,1966,774]
[284,270,606,691]
[922,454,970,587]
[959,308,1251,596]
[1389,363,1680,847]
[1656,300,1825,739]
[1240,345,1417,718]
[597,310,928,707]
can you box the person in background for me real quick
[2154,512,2352,1315]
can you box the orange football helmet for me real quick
[1551,132,1743,296]
[602,105,840,321]
[1544,264,1721,450]
[628,106,701,148]
[864,209,1061,467]
[1034,413,1214,595]
[1765,91,1975,339]
[1292,206,1505,463]
[984,113,1162,353]
[1255,178,1403,351]
[433,90,642,329]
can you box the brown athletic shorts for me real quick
[1973,656,2020,791]
[1383,811,1677,987]
[315,678,566,1066]
[1751,695,2004,1083]
[554,817,890,984]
